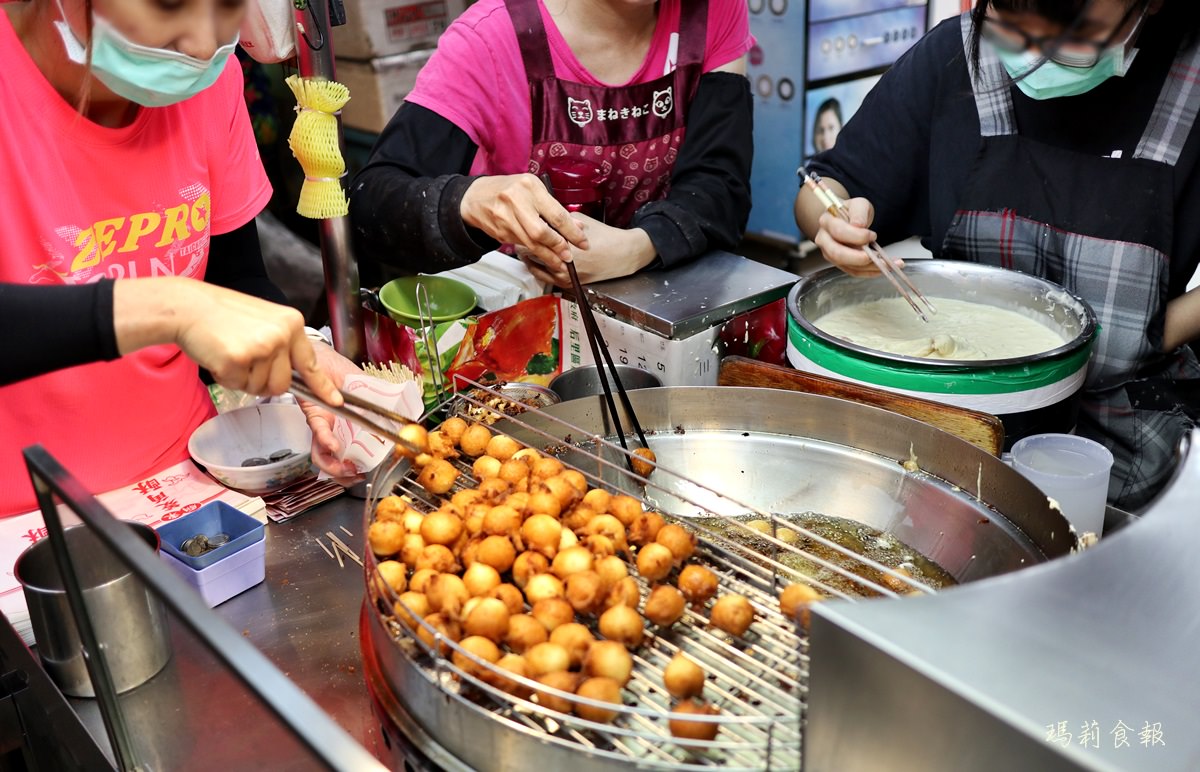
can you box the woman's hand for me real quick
[812,198,895,278]
[517,214,657,287]
[296,343,364,479]
[114,277,342,407]
[461,174,590,267]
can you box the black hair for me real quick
[814,98,842,126]
[967,0,1142,75]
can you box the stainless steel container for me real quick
[15,522,171,698]
[549,365,662,402]
[787,262,1099,447]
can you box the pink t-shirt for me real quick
[0,15,271,517]
[406,0,753,176]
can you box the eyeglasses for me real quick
[982,0,1149,68]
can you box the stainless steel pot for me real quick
[786,262,1099,445]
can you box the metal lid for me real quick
[571,251,798,339]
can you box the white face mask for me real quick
[54,0,238,108]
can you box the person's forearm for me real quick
[795,177,850,241]
[0,281,119,385]
[112,276,196,354]
[1163,288,1200,351]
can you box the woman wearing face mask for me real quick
[348,0,754,288]
[0,0,353,517]
[796,0,1200,511]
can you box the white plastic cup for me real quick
[1008,434,1114,536]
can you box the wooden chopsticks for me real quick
[802,171,937,322]
[564,260,650,468]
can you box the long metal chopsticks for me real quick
[289,376,425,457]
[564,260,650,467]
[802,171,936,322]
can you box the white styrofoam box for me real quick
[160,539,266,607]
[559,299,720,387]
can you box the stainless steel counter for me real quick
[68,494,386,768]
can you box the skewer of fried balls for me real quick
[368,415,824,743]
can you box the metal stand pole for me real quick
[295,1,365,363]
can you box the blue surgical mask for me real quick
[996,26,1140,101]
[54,0,238,108]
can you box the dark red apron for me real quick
[505,0,707,227]
[947,13,1200,509]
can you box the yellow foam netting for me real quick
[286,74,351,219]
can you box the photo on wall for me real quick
[802,75,882,162]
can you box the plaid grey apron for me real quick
[944,14,1200,510]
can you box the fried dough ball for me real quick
[416,544,458,574]
[663,654,705,699]
[427,573,469,618]
[394,423,429,460]
[669,699,720,743]
[552,546,594,579]
[779,582,824,629]
[399,534,426,569]
[420,510,464,546]
[505,491,531,512]
[710,594,755,637]
[505,614,549,653]
[583,533,616,559]
[477,535,517,573]
[512,447,542,465]
[373,560,408,598]
[630,447,657,478]
[393,591,429,630]
[439,416,468,444]
[541,476,581,510]
[368,521,405,557]
[581,488,611,515]
[636,543,674,582]
[526,642,571,678]
[409,568,438,594]
[459,423,493,457]
[494,653,532,698]
[598,604,644,649]
[677,565,719,604]
[485,434,522,462]
[374,495,408,523]
[417,458,459,495]
[644,585,686,627]
[483,505,522,537]
[655,524,696,564]
[574,677,622,723]
[561,506,595,533]
[512,551,550,589]
[453,635,501,679]
[416,612,460,656]
[472,455,502,480]
[605,576,642,610]
[564,571,606,615]
[524,573,565,605]
[451,488,483,508]
[583,640,633,687]
[521,514,562,559]
[559,528,579,551]
[403,508,426,534]
[428,430,459,459]
[560,469,587,494]
[463,597,510,642]
[530,456,565,481]
[531,598,575,633]
[550,622,595,669]
[498,458,532,486]
[476,477,511,502]
[594,555,628,593]
[628,512,665,547]
[585,515,629,556]
[607,495,642,526]
[526,490,562,519]
[534,671,581,714]
[463,562,502,597]
[486,582,524,616]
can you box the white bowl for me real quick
[188,404,313,494]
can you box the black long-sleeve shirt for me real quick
[349,71,753,285]
[0,220,282,386]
